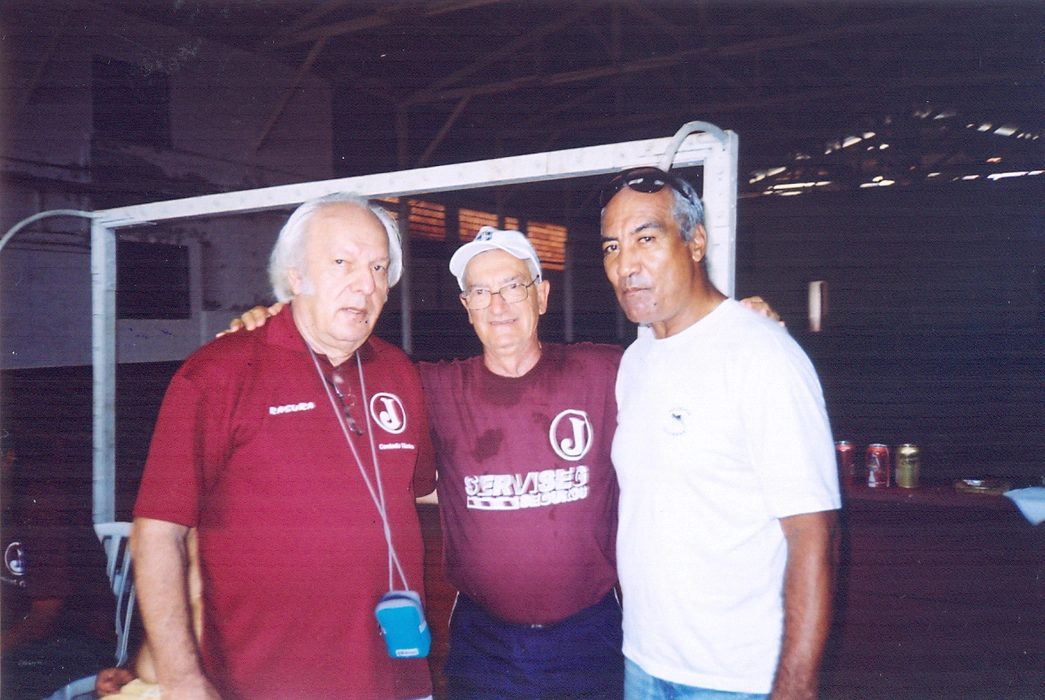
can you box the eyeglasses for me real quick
[326,365,364,436]
[460,278,540,310]
[599,167,696,208]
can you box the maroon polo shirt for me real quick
[135,306,435,700]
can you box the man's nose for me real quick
[613,243,640,281]
[488,289,511,312]
[349,266,377,295]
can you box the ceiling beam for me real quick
[19,15,67,115]
[272,0,507,47]
[415,94,473,168]
[411,16,951,105]
[275,0,359,38]
[494,71,1041,144]
[254,37,329,152]
[270,14,389,47]
[620,0,686,46]
[403,7,593,105]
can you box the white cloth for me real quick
[613,299,841,694]
[101,679,163,699]
[1005,487,1045,525]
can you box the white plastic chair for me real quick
[42,522,136,700]
[41,675,96,700]
[93,522,136,668]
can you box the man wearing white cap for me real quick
[422,226,624,698]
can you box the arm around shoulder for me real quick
[215,302,283,338]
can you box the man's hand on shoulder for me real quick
[216,302,284,338]
[740,296,785,327]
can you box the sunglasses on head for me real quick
[599,167,696,208]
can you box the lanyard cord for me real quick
[308,346,409,592]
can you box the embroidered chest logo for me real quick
[549,409,593,461]
[269,401,316,416]
[665,407,691,435]
[370,393,407,434]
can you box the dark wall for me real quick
[1,362,180,521]
[366,180,1045,487]
[735,183,1045,485]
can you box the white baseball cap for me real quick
[448,226,542,290]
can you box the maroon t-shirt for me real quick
[134,307,435,700]
[420,342,622,625]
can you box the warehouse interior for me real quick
[2,2,1043,698]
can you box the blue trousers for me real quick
[444,591,624,700]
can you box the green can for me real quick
[896,444,920,489]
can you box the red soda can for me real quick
[835,441,855,486]
[866,444,891,488]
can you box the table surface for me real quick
[842,483,1019,510]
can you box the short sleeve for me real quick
[408,363,437,498]
[133,371,208,527]
[741,332,841,518]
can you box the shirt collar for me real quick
[268,301,378,366]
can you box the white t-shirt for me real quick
[613,299,841,693]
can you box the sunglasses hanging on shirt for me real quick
[325,366,363,436]
[308,347,431,659]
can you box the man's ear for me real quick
[288,267,304,296]
[460,292,479,326]
[688,224,708,264]
[536,279,551,315]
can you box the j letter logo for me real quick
[370,393,407,434]
[549,409,593,461]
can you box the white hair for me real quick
[268,193,403,303]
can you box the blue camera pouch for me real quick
[374,590,431,658]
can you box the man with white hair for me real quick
[132,193,436,700]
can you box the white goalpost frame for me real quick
[89,125,739,523]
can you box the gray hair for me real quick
[268,193,403,303]
[668,176,705,243]
[599,171,705,243]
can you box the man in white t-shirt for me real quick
[599,168,841,700]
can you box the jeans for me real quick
[624,658,769,700]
